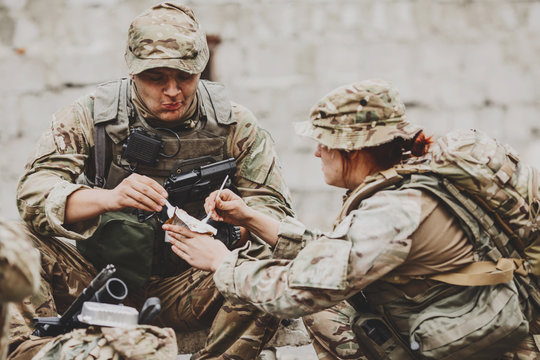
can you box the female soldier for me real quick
[163,79,535,359]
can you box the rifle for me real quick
[33,264,134,337]
[164,157,236,208]
[163,157,241,247]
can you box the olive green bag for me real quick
[77,211,156,289]
[351,282,528,360]
[408,282,528,360]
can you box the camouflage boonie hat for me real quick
[295,79,423,151]
[125,2,209,75]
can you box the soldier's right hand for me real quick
[204,188,280,247]
[107,173,168,213]
[204,188,251,225]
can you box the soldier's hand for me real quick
[204,188,251,225]
[107,173,168,212]
[163,223,230,272]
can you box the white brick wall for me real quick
[1,0,539,231]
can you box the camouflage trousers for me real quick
[303,300,540,360]
[8,229,279,360]
[303,301,366,360]
[10,325,178,360]
[1,304,8,360]
[500,315,540,360]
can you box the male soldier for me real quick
[0,218,40,360]
[11,2,293,359]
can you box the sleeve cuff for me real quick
[273,216,307,259]
[213,246,243,298]
[45,182,100,240]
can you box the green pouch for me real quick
[409,281,529,360]
[77,211,156,289]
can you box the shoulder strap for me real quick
[94,124,107,188]
[92,78,133,188]
[93,78,132,143]
[198,80,235,125]
[94,80,121,124]
[336,168,403,225]
[428,258,527,286]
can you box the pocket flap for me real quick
[289,238,351,290]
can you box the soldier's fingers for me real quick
[136,175,168,197]
[215,196,237,212]
[125,193,161,212]
[217,189,236,202]
[168,236,182,247]
[166,232,188,244]
[210,212,224,222]
[124,186,164,212]
[127,174,168,198]
[163,224,195,238]
[129,182,166,207]
[118,192,156,212]
[170,243,189,261]
[204,194,216,214]
[131,202,156,213]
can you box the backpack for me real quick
[428,129,540,274]
[346,128,540,359]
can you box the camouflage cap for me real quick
[295,80,423,151]
[125,2,209,75]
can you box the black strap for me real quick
[94,124,107,188]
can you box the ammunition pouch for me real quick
[77,211,156,290]
[351,313,415,360]
[349,292,416,360]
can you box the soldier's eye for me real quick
[177,72,194,82]
[148,74,164,81]
[142,72,165,82]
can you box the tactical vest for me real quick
[342,167,540,359]
[77,78,236,284]
[90,78,234,192]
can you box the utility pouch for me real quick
[77,211,156,290]
[408,282,528,360]
[351,313,416,360]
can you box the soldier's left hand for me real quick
[163,223,231,272]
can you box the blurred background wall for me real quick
[1,0,539,230]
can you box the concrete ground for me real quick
[275,345,318,360]
[177,344,318,360]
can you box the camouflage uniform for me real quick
[0,219,40,360]
[11,2,292,360]
[29,326,178,360]
[213,80,540,359]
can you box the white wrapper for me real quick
[164,207,217,242]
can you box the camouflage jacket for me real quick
[16,80,294,240]
[213,186,473,318]
[0,219,40,360]
[213,187,422,318]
